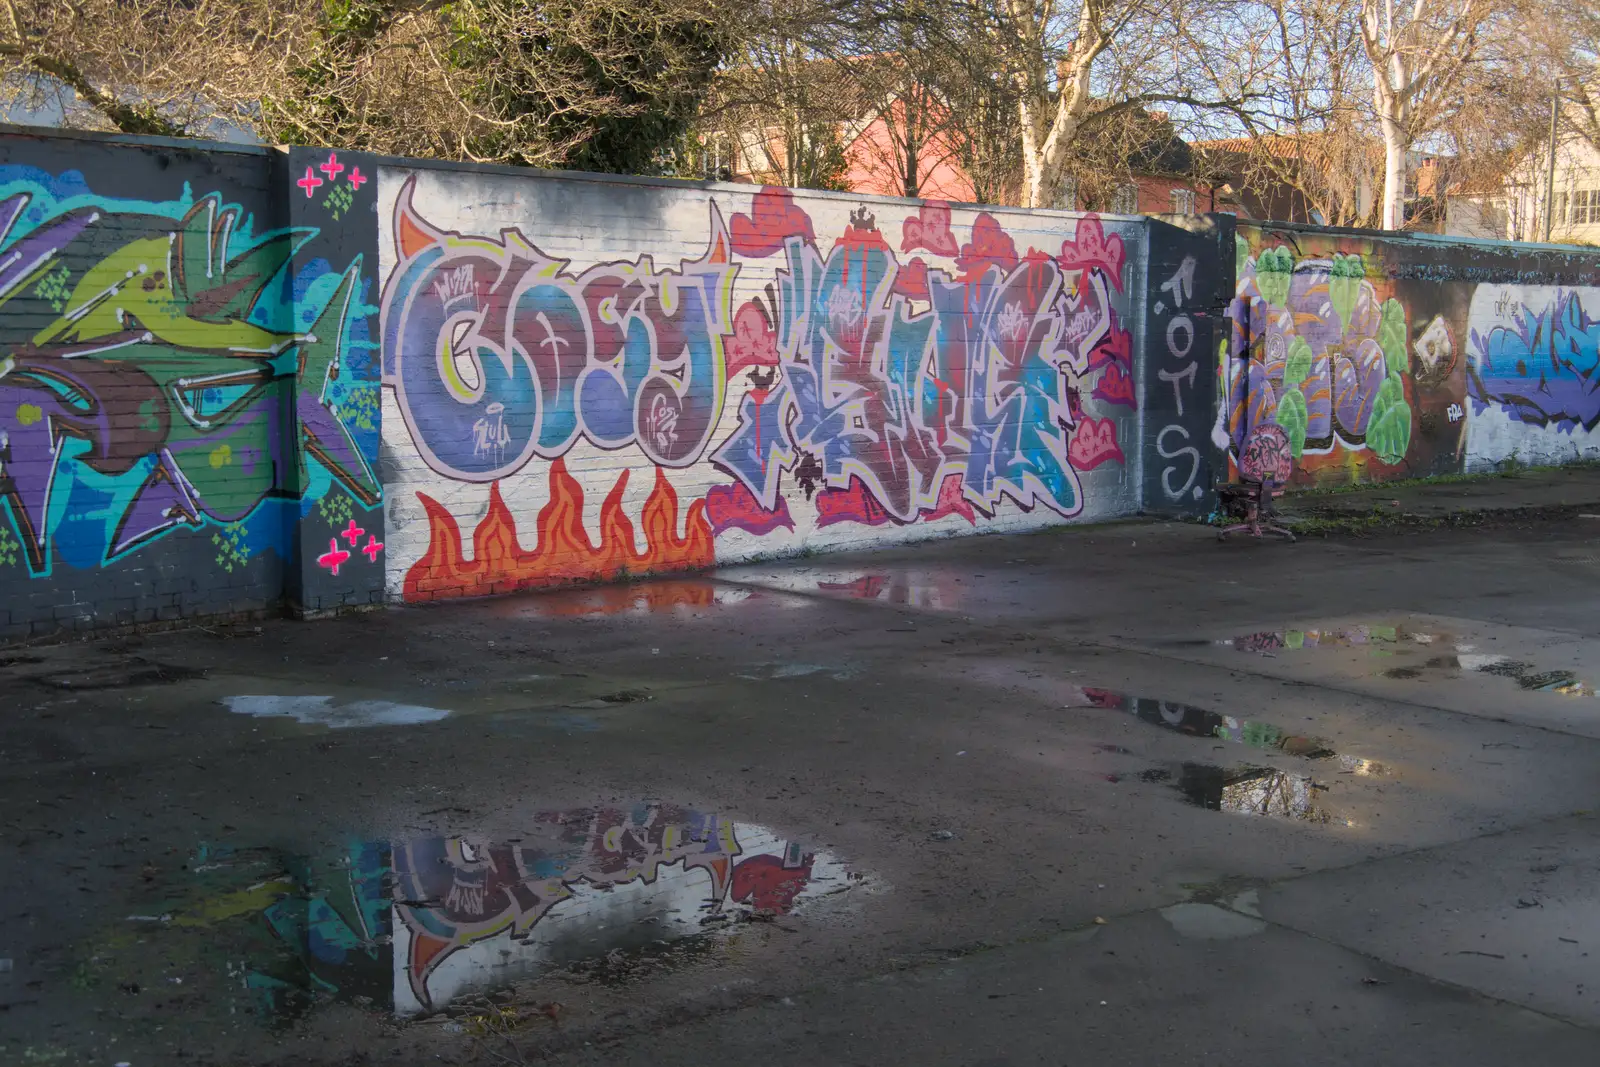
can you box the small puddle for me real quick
[80,804,853,1026]
[728,568,967,610]
[1067,687,1386,773]
[1415,652,1599,696]
[222,695,452,728]
[1174,762,1337,823]
[1160,902,1267,940]
[1354,643,1600,698]
[735,661,859,681]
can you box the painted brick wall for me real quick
[1224,222,1600,488]
[0,133,383,640]
[375,167,1148,603]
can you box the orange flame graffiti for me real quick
[404,459,715,602]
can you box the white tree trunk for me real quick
[1010,1,1102,209]
[1379,114,1407,229]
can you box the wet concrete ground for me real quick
[3,516,1600,1065]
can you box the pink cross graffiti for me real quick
[362,535,384,563]
[341,518,366,546]
[347,166,368,191]
[297,166,324,198]
[319,153,345,180]
[317,538,351,576]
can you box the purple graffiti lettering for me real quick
[379,177,736,481]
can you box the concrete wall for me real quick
[1221,222,1600,487]
[9,125,1600,638]
[0,132,383,640]
[377,166,1152,603]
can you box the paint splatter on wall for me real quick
[379,174,1142,602]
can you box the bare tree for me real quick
[0,0,300,136]
[0,0,732,174]
[1358,0,1499,228]
[839,7,961,200]
[1189,0,1382,226]
[1503,0,1600,157]
[698,0,861,189]
[987,0,1267,209]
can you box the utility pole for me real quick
[1544,78,1560,242]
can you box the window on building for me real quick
[1110,183,1139,214]
[1485,198,1510,237]
[1170,188,1196,215]
[1573,190,1600,226]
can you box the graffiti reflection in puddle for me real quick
[1399,650,1600,697]
[103,805,850,1023]
[730,569,966,610]
[1222,623,1442,654]
[1222,623,1600,699]
[488,581,790,620]
[1066,686,1388,773]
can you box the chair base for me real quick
[1217,519,1296,542]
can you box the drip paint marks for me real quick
[1220,225,1600,487]
[0,164,380,589]
[379,173,1141,602]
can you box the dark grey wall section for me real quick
[0,129,384,641]
[282,146,386,616]
[0,133,292,640]
[1141,215,1233,517]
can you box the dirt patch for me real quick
[32,658,206,690]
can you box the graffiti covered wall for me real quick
[0,135,383,639]
[379,169,1147,602]
[13,128,1597,635]
[1222,223,1600,486]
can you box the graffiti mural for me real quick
[1224,233,1429,485]
[0,167,379,583]
[381,175,734,479]
[711,194,1129,524]
[1465,284,1600,466]
[382,175,1139,602]
[1221,223,1600,488]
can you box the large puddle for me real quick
[76,804,853,1025]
